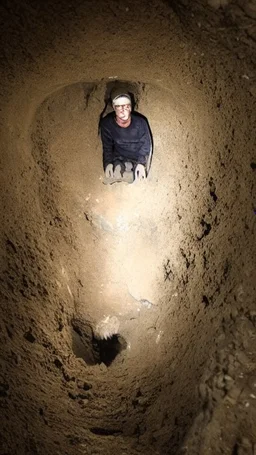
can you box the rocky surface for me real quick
[180,308,256,454]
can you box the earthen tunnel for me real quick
[0,1,256,454]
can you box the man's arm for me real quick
[100,120,114,170]
[137,119,152,166]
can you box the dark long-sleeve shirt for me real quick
[100,112,152,170]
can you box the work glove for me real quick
[113,164,122,179]
[135,164,146,181]
[105,163,114,178]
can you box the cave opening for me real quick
[71,317,127,367]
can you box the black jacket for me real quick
[100,112,152,170]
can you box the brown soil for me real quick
[0,1,255,454]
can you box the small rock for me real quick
[225,386,242,406]
[236,351,250,366]
[217,349,226,363]
[243,2,256,19]
[241,438,252,447]
[227,385,242,401]
[247,375,256,391]
[199,383,208,400]
[227,364,236,377]
[237,52,245,60]
[207,0,221,9]
[236,318,254,336]
[224,375,234,391]
[212,388,225,402]
[138,396,148,406]
[216,332,226,344]
[228,342,236,350]
[249,310,256,322]
[15,354,21,365]
[140,299,153,309]
[228,354,236,365]
[204,408,212,422]
[99,363,108,372]
[242,335,251,350]
[231,308,239,320]
[240,437,253,450]
[77,380,92,391]
[215,373,225,389]
[224,374,233,381]
[11,351,21,365]
[225,395,237,406]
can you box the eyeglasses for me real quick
[114,104,131,111]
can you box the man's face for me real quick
[113,103,132,122]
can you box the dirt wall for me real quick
[0,1,255,454]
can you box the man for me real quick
[100,93,152,181]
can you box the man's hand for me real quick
[105,163,114,178]
[135,164,146,181]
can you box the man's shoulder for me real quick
[101,112,115,127]
[131,112,147,125]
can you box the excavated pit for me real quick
[0,1,256,454]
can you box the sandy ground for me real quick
[0,1,256,454]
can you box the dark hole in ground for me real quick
[71,318,127,366]
[202,295,210,307]
[24,330,36,343]
[89,427,123,436]
[95,334,127,367]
